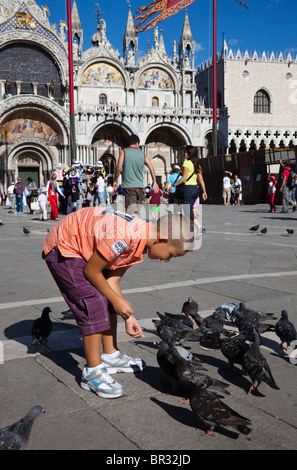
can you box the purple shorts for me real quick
[42,247,113,336]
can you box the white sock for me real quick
[84,363,105,375]
[101,350,120,362]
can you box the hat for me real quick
[173,165,180,170]
[17,176,21,179]
[96,161,103,168]
[41,187,47,193]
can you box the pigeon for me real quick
[156,340,183,393]
[0,220,4,226]
[218,331,250,371]
[203,310,226,332]
[236,302,277,322]
[31,307,52,345]
[249,224,259,233]
[275,310,297,351]
[169,346,230,395]
[8,210,14,214]
[215,302,240,321]
[231,309,274,342]
[181,297,199,316]
[260,227,267,235]
[23,227,31,236]
[0,406,45,450]
[286,229,294,236]
[183,380,251,436]
[154,311,193,332]
[242,331,280,393]
[163,311,194,329]
[154,321,202,345]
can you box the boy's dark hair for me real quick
[128,134,140,146]
[156,213,194,249]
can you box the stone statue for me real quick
[100,17,106,42]
[5,76,11,95]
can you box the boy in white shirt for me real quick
[38,187,48,220]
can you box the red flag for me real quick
[134,0,197,33]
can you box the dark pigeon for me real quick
[163,311,194,329]
[286,229,294,236]
[23,227,31,236]
[156,340,182,393]
[0,406,45,450]
[0,221,4,226]
[260,227,267,235]
[275,310,297,351]
[31,307,52,345]
[181,297,199,316]
[169,346,230,396]
[237,302,277,322]
[242,332,280,393]
[154,322,202,345]
[218,331,250,371]
[249,224,259,232]
[182,380,251,436]
[155,311,193,332]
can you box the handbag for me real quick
[174,171,195,201]
[31,198,39,211]
[86,191,93,202]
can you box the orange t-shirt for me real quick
[43,208,151,270]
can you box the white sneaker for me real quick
[80,365,125,399]
[101,351,146,374]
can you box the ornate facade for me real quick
[0,0,221,189]
[196,40,297,155]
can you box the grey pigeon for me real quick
[181,297,199,316]
[182,379,251,436]
[275,310,297,351]
[0,406,45,450]
[242,331,280,393]
[215,302,240,321]
[23,227,31,236]
[156,340,182,393]
[31,307,52,345]
[249,224,259,232]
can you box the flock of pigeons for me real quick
[249,224,294,236]
[153,297,297,436]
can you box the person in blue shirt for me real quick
[167,165,182,204]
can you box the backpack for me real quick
[287,169,297,190]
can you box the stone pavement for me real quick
[0,202,297,451]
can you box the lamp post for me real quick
[66,0,77,165]
[212,0,218,157]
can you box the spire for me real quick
[123,4,138,65]
[72,0,82,30]
[180,9,193,42]
[159,29,166,56]
[125,4,137,37]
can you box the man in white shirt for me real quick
[222,173,231,205]
[7,182,16,209]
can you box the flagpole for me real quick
[212,0,218,156]
[66,0,76,165]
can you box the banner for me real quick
[134,0,197,33]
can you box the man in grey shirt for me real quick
[113,134,159,213]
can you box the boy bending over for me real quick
[42,207,194,398]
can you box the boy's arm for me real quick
[84,250,132,319]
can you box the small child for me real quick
[148,187,162,220]
[38,187,48,221]
[43,207,194,399]
[267,176,277,213]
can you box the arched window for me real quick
[99,93,107,106]
[152,97,159,107]
[254,89,270,113]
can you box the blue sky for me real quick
[43,0,296,65]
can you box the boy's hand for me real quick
[125,316,143,338]
[113,297,133,320]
